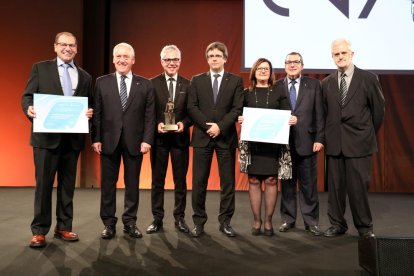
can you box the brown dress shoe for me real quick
[29,234,46,248]
[54,229,79,241]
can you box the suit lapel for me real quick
[175,76,184,105]
[216,72,230,104]
[204,71,215,104]
[342,67,360,107]
[159,74,170,101]
[328,73,341,105]
[296,77,307,108]
[50,59,63,95]
[126,75,140,111]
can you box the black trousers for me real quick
[100,135,143,227]
[326,154,373,234]
[150,144,189,222]
[280,147,319,227]
[192,142,236,226]
[31,136,80,235]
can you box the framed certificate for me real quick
[33,94,89,133]
[240,107,291,144]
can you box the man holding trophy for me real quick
[147,45,192,234]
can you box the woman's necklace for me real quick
[254,86,270,108]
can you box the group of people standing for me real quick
[22,32,384,248]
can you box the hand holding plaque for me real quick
[163,98,178,131]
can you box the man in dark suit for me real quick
[276,52,325,236]
[146,45,192,234]
[322,38,384,238]
[21,32,93,248]
[187,42,244,237]
[91,42,155,239]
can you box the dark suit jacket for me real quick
[322,66,385,157]
[151,73,192,148]
[21,59,92,150]
[91,73,155,156]
[187,71,244,149]
[276,76,324,156]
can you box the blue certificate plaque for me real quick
[33,94,89,133]
[240,107,291,144]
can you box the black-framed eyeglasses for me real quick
[285,60,302,65]
[162,58,180,64]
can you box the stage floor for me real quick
[0,188,413,275]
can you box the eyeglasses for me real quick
[256,67,270,72]
[56,42,77,49]
[285,60,302,65]
[207,54,224,59]
[162,58,181,64]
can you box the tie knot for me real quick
[340,72,346,78]
[290,79,296,85]
[214,74,220,79]
[121,75,127,81]
[168,77,174,82]
[62,63,71,69]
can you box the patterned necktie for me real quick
[168,77,174,100]
[62,63,73,96]
[213,74,220,103]
[120,75,128,111]
[339,73,347,106]
[289,80,297,110]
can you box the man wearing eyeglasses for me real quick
[275,52,325,236]
[146,45,192,234]
[187,41,244,237]
[21,32,93,248]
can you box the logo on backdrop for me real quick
[263,0,377,19]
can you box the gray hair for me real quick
[160,45,181,59]
[113,42,135,57]
[331,38,353,52]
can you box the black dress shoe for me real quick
[219,223,236,237]
[359,231,375,238]
[123,224,143,239]
[146,220,163,234]
[190,224,204,237]
[324,226,346,237]
[279,222,295,232]
[175,219,190,233]
[305,225,323,236]
[101,226,116,239]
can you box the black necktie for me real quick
[289,80,297,110]
[339,73,347,106]
[120,75,128,111]
[168,77,174,100]
[213,74,220,103]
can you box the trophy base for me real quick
[162,124,178,131]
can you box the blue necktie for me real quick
[289,80,297,110]
[213,74,220,103]
[120,75,128,111]
[62,63,73,96]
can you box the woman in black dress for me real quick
[238,58,296,236]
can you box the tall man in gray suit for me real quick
[322,38,384,238]
[276,52,325,236]
[92,42,155,239]
[187,42,244,237]
[22,32,93,248]
[146,45,192,234]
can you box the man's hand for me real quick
[206,122,220,138]
[176,122,184,133]
[92,142,102,155]
[313,142,324,152]
[158,122,167,133]
[141,142,151,154]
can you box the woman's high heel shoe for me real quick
[264,228,274,236]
